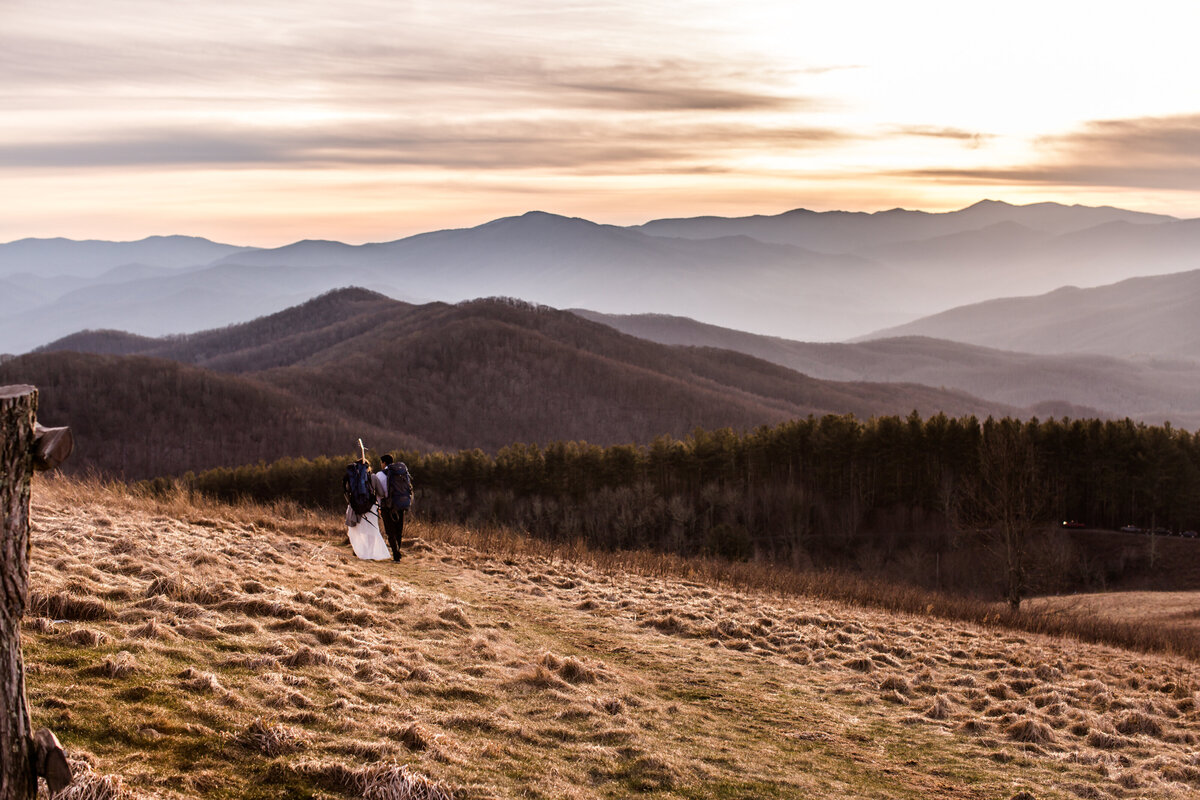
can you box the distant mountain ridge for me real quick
[0,234,253,278]
[632,200,1177,252]
[4,288,1021,478]
[2,200,1196,358]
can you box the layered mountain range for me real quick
[3,200,1197,357]
[3,289,1022,478]
[5,199,1200,476]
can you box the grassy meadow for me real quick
[22,476,1200,799]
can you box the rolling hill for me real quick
[4,289,1016,478]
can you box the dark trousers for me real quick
[381,506,405,560]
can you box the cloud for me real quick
[899,114,1200,190]
[0,120,854,171]
[1,10,814,114]
[893,126,994,148]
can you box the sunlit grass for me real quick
[21,475,1200,799]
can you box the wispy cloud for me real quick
[893,126,994,148]
[0,120,853,171]
[901,114,1200,190]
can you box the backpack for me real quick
[344,461,375,515]
[384,462,413,510]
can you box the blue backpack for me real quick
[344,461,375,515]
[384,462,413,510]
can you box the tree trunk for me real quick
[1,385,37,800]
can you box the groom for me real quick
[373,454,406,561]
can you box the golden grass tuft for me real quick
[436,605,472,629]
[28,590,110,621]
[513,663,570,691]
[557,656,599,684]
[1114,710,1165,738]
[392,722,433,752]
[49,757,152,800]
[178,668,224,694]
[290,760,454,800]
[1086,730,1130,750]
[281,645,330,669]
[596,696,625,715]
[1005,718,1055,744]
[925,694,954,720]
[174,621,222,640]
[238,718,307,757]
[99,651,139,679]
[64,627,110,648]
[127,618,174,640]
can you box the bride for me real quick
[347,502,392,560]
[344,442,393,560]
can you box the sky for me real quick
[4,0,1200,246]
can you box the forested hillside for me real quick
[2,350,424,477]
[4,289,1015,478]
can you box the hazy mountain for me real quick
[0,278,47,316]
[862,268,1200,360]
[0,234,252,278]
[3,211,917,352]
[0,262,413,354]
[4,201,1197,355]
[855,217,1200,302]
[576,309,1200,428]
[10,289,1018,478]
[633,200,1176,252]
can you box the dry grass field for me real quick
[1026,592,1200,635]
[21,477,1200,800]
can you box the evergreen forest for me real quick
[180,413,1200,599]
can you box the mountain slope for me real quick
[6,290,1015,478]
[575,309,1200,427]
[1,350,423,478]
[864,268,1200,359]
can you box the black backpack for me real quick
[344,461,375,515]
[384,462,413,510]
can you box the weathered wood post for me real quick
[2,385,73,799]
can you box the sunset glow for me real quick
[5,0,1200,245]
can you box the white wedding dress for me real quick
[346,504,392,560]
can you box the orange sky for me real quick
[4,0,1200,245]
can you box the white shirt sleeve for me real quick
[372,471,388,499]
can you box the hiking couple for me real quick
[345,453,412,562]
